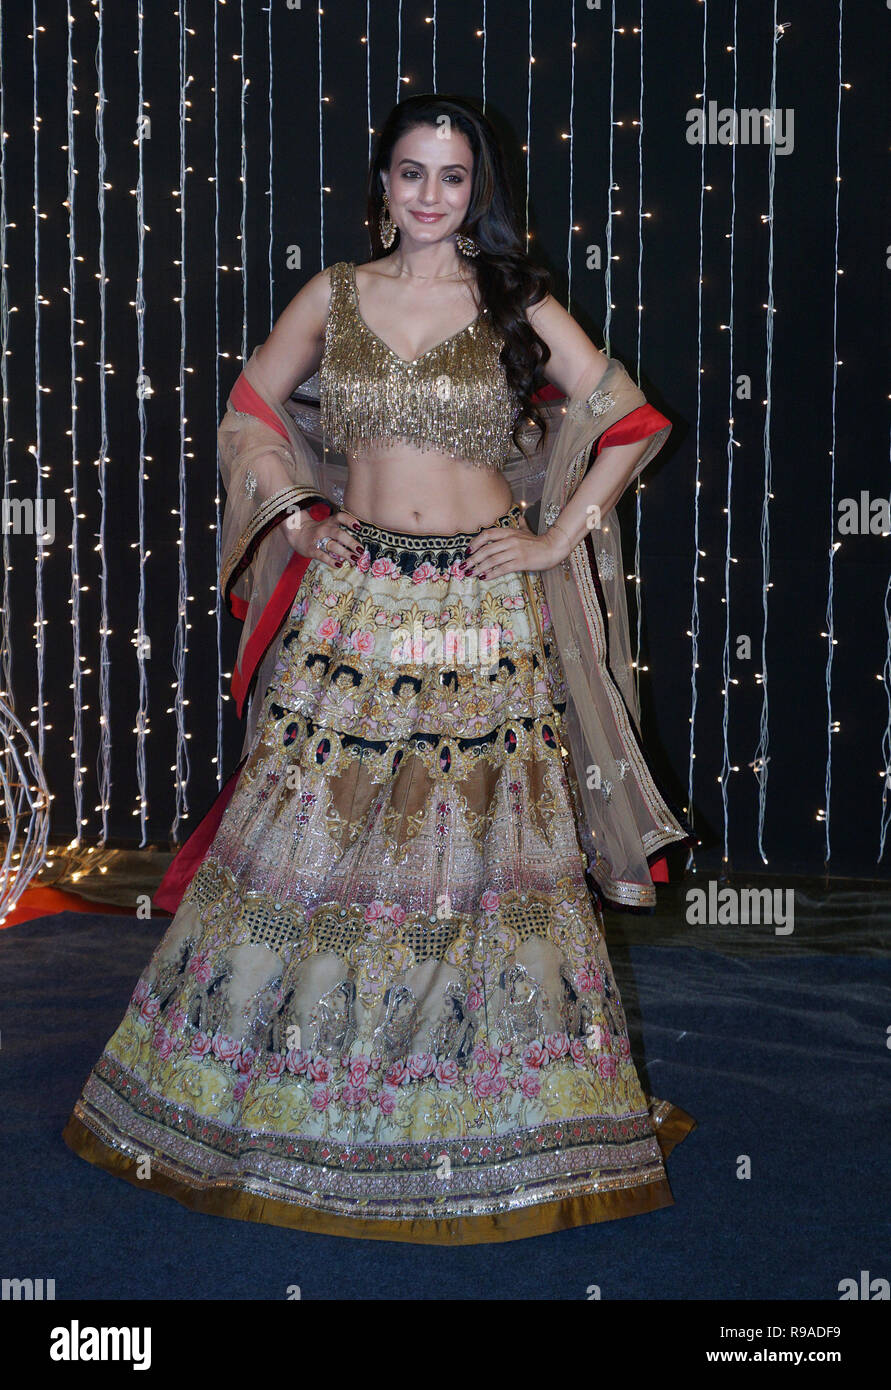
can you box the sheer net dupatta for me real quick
[218,346,333,759]
[523,357,695,910]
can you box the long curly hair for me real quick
[365,93,553,454]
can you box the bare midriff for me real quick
[343,443,514,535]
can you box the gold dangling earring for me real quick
[456,230,480,258]
[379,191,398,250]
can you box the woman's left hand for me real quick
[462,513,568,579]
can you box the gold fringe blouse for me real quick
[319,261,521,469]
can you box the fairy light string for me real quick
[0,3,13,718]
[213,0,224,790]
[820,0,845,864]
[717,0,740,873]
[94,0,112,838]
[133,0,149,842]
[685,0,708,874]
[170,0,191,837]
[31,3,47,768]
[753,7,784,866]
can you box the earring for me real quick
[456,231,480,258]
[379,191,398,249]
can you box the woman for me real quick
[63,95,696,1244]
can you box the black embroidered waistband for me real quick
[349,503,523,568]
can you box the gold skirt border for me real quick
[62,1106,696,1246]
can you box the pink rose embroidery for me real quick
[384,1060,409,1088]
[387,903,407,927]
[545,1032,569,1060]
[349,628,375,655]
[188,953,212,985]
[599,1055,617,1080]
[310,1084,332,1111]
[211,1034,241,1065]
[131,979,151,1006]
[480,889,500,912]
[165,1004,186,1032]
[412,562,437,585]
[518,1070,541,1098]
[473,1071,507,1100]
[434,1060,458,1087]
[235,1047,256,1076]
[371,556,398,578]
[189,1031,212,1059]
[407,1053,436,1081]
[318,617,341,641]
[522,1041,547,1070]
[308,1056,332,1084]
[569,1039,588,1067]
[138,997,160,1025]
[152,1026,174,1060]
[285,1048,311,1075]
[266,1053,286,1079]
[341,1083,367,1109]
[232,1077,249,1103]
[378,1088,397,1115]
[348,1056,372,1086]
[472,1042,500,1071]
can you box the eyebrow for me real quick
[395,158,470,172]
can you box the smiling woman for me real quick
[63,93,696,1244]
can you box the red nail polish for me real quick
[351,522,361,531]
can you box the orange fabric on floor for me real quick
[0,885,146,928]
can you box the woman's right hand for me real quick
[281,506,366,570]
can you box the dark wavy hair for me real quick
[365,93,553,454]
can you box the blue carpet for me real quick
[2,910,888,1300]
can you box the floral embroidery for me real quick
[244,468,258,499]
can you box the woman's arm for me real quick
[252,266,333,401]
[229,267,365,571]
[464,294,659,577]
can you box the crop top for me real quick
[318,261,521,469]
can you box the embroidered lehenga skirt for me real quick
[63,502,694,1243]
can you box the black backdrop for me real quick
[0,0,887,879]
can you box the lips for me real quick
[410,211,445,222]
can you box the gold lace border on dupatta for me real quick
[220,484,328,597]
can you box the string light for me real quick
[94,0,112,831]
[752,4,784,869]
[822,0,845,867]
[717,0,740,870]
[685,0,709,879]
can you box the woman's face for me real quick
[381,122,474,247]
